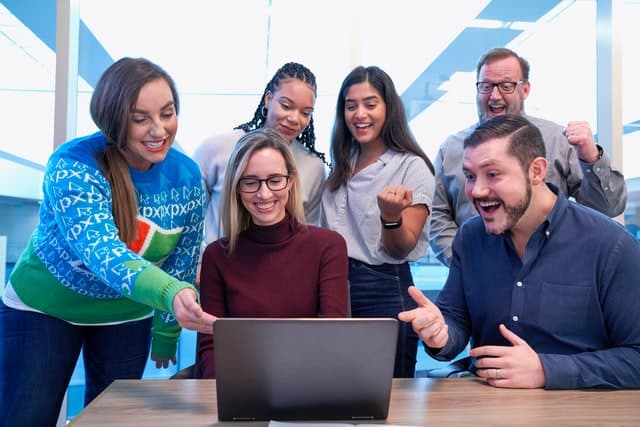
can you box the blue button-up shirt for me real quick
[433,185,640,389]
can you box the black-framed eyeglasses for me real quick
[476,80,525,94]
[237,175,290,193]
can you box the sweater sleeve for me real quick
[150,177,206,357]
[196,242,228,378]
[317,230,349,317]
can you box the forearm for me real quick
[540,346,640,389]
[381,205,428,260]
[428,210,457,266]
[151,311,181,358]
[576,149,627,217]
[318,235,349,316]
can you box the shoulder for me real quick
[192,129,245,163]
[300,224,346,246]
[437,123,477,158]
[562,201,638,257]
[203,239,228,259]
[567,201,627,233]
[291,142,325,167]
[45,133,108,184]
[525,115,564,135]
[386,151,433,177]
[166,148,202,179]
[49,132,105,165]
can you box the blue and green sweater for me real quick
[6,132,205,358]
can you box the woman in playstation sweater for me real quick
[0,57,216,426]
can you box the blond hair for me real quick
[220,129,305,253]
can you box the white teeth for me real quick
[256,202,275,210]
[479,201,500,208]
[355,123,370,129]
[144,140,164,148]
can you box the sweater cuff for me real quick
[151,334,178,359]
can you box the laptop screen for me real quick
[214,318,398,421]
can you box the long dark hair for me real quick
[326,65,434,191]
[234,62,327,164]
[91,57,180,244]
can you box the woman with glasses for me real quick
[321,66,435,378]
[192,62,327,248]
[195,129,348,379]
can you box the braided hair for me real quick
[235,62,327,165]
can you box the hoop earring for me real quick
[261,106,268,118]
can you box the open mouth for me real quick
[255,201,276,212]
[476,200,501,214]
[488,104,506,115]
[143,139,166,150]
[355,123,372,129]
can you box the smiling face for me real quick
[344,81,387,150]
[463,136,532,235]
[263,77,315,142]
[476,56,530,123]
[122,78,177,170]
[238,147,293,226]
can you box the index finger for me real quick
[407,285,432,307]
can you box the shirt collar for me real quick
[540,183,569,238]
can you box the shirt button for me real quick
[512,315,519,322]
[545,230,550,237]
[516,281,523,287]
[604,187,608,191]
[596,167,601,172]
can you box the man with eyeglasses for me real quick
[429,47,627,266]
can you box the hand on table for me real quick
[471,324,546,388]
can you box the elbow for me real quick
[385,245,414,260]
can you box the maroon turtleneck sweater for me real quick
[196,215,349,378]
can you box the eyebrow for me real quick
[132,101,175,114]
[346,95,379,103]
[462,157,499,171]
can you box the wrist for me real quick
[380,215,402,229]
[582,145,602,163]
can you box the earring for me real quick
[261,106,268,118]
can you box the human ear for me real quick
[263,90,273,110]
[529,157,547,185]
[521,80,531,100]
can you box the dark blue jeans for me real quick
[348,258,419,378]
[0,301,151,427]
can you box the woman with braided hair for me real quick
[192,62,327,247]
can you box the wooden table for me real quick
[69,377,640,426]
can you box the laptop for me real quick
[214,317,398,422]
